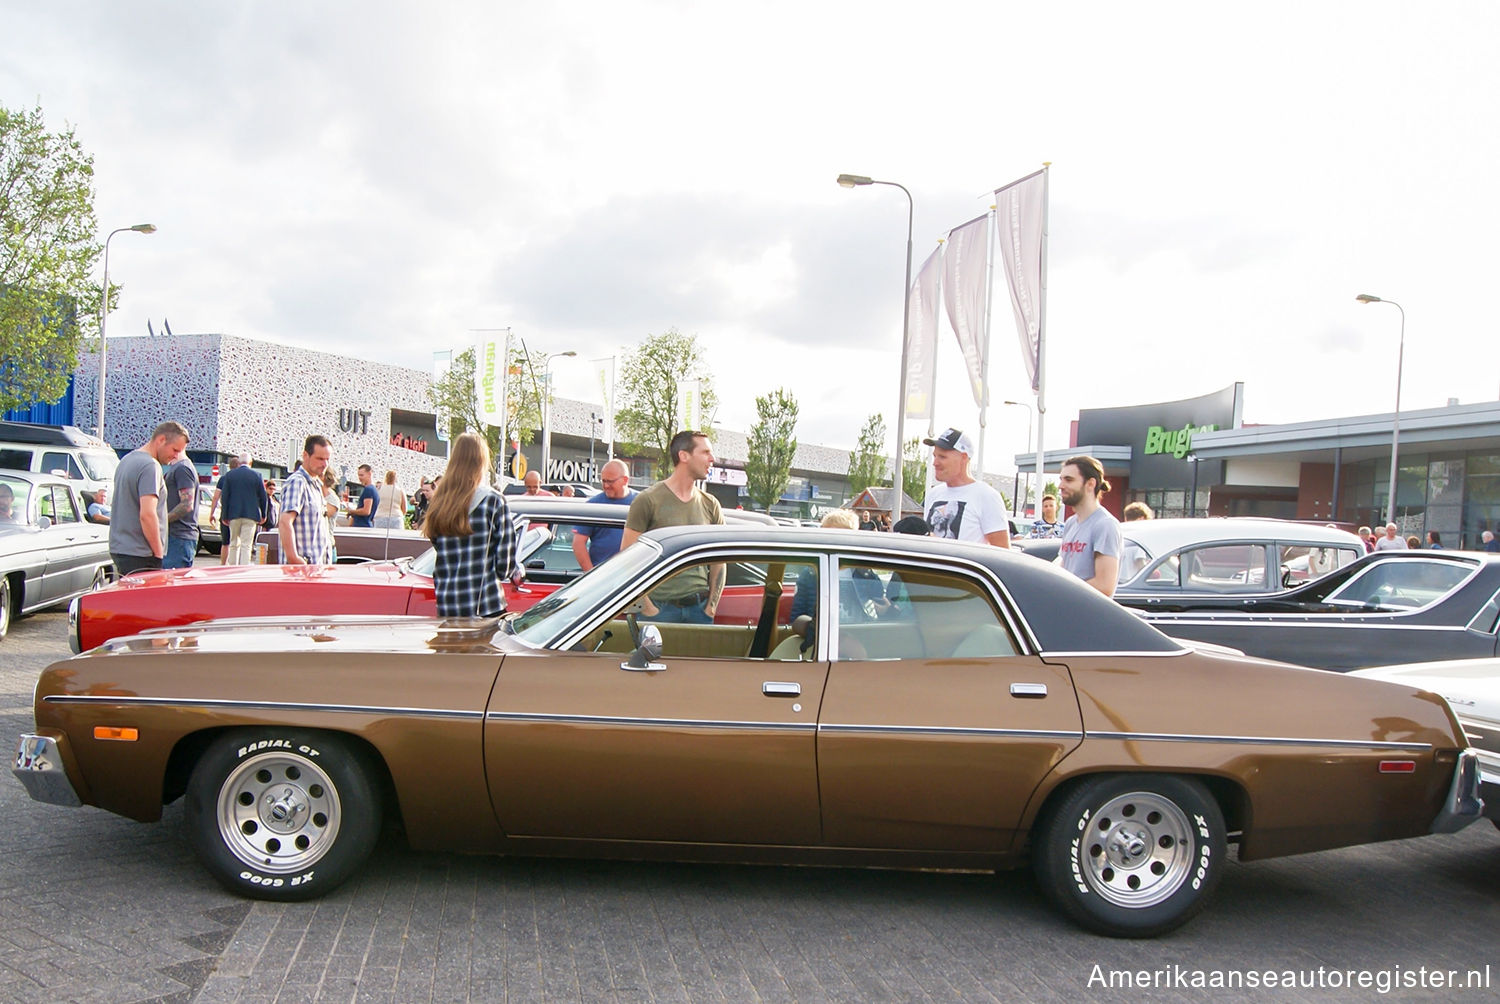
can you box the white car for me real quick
[1115,518,1363,599]
[1350,658,1499,829]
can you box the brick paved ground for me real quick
[3,606,1498,1002]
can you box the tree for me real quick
[845,414,889,495]
[426,345,546,471]
[902,438,927,509]
[745,389,799,512]
[615,328,718,478]
[0,104,102,414]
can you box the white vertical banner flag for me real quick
[432,351,452,442]
[474,333,508,429]
[592,356,615,447]
[904,245,943,421]
[678,379,702,431]
[995,168,1046,391]
[943,213,990,407]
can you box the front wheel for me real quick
[1032,774,1225,938]
[0,577,11,640]
[184,729,382,900]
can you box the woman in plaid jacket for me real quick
[422,432,520,617]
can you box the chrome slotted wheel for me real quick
[216,751,342,873]
[1081,791,1194,908]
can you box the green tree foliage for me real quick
[615,328,718,478]
[0,104,102,413]
[426,345,546,470]
[845,413,889,495]
[745,389,799,512]
[902,437,927,508]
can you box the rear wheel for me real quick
[1032,774,1225,938]
[184,729,382,900]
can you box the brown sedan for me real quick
[13,526,1483,937]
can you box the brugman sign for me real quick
[1143,423,1219,459]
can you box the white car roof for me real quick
[1123,517,1362,555]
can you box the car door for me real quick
[45,483,95,596]
[816,557,1083,852]
[485,551,828,845]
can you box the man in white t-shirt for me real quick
[1373,522,1408,551]
[921,428,1010,547]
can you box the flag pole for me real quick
[1035,163,1050,501]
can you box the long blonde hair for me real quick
[423,432,490,539]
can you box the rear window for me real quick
[0,448,34,471]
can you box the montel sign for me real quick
[1143,423,1218,459]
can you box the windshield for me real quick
[511,541,660,646]
[0,475,31,526]
[79,449,120,481]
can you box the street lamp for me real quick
[540,350,576,483]
[838,173,913,526]
[1356,293,1406,524]
[1002,400,1034,517]
[97,223,157,439]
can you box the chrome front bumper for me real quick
[1430,749,1484,834]
[12,734,81,807]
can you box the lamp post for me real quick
[1356,294,1406,524]
[1002,399,1034,516]
[96,223,157,439]
[838,173,913,526]
[540,350,576,484]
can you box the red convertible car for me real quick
[69,498,782,652]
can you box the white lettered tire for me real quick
[1033,774,1226,938]
[184,729,382,900]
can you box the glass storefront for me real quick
[1337,449,1500,548]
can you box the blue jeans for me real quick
[164,536,197,569]
[646,599,713,624]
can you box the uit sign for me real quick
[1143,423,1218,460]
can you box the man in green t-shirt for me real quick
[622,430,725,623]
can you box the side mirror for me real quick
[622,623,664,671]
[36,515,52,530]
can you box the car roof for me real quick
[1122,517,1362,554]
[0,469,73,487]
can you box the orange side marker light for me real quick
[93,726,139,742]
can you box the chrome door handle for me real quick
[763,681,801,697]
[1010,683,1048,698]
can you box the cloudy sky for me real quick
[6,1,1498,472]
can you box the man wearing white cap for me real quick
[921,428,1010,547]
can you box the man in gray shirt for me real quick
[109,421,190,576]
[1056,454,1122,597]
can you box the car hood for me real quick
[106,561,425,590]
[1350,659,1500,723]
[88,613,526,658]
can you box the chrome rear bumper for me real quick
[12,734,81,807]
[1430,749,1484,834]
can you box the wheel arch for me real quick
[1024,768,1250,850]
[163,725,402,828]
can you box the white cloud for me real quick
[4,0,1498,470]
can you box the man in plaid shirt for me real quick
[278,435,334,565]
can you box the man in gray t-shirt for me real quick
[109,422,190,577]
[1056,455,1123,598]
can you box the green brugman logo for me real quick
[1144,423,1218,459]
